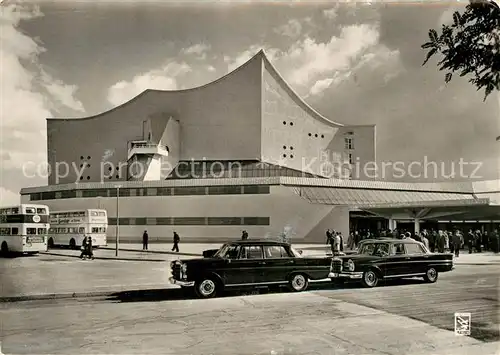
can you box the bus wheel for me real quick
[48,238,54,249]
[1,242,8,256]
[69,239,76,249]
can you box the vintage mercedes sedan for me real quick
[329,239,454,288]
[169,240,333,298]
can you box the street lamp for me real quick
[115,185,122,257]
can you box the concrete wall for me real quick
[47,54,263,185]
[328,125,376,180]
[260,61,341,177]
[21,186,342,244]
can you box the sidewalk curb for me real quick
[41,252,166,263]
[0,286,170,303]
[100,247,201,257]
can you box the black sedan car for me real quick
[329,238,454,287]
[169,240,333,298]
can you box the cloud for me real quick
[0,187,20,207]
[323,7,338,19]
[107,61,191,106]
[0,3,85,203]
[225,22,402,97]
[181,43,211,60]
[274,19,303,38]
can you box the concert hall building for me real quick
[20,50,500,243]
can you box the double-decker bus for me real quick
[48,209,107,249]
[0,204,49,255]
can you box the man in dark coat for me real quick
[451,231,462,257]
[172,231,180,252]
[79,237,88,259]
[241,230,248,240]
[142,230,149,251]
[86,236,94,260]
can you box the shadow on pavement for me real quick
[106,277,428,303]
[0,252,39,259]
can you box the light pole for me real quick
[115,185,122,257]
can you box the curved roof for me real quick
[49,50,343,126]
[259,49,343,127]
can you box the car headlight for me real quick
[181,264,187,273]
[347,259,355,272]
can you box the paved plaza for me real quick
[1,249,498,354]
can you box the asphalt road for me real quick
[1,265,498,355]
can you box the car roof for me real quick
[226,239,290,246]
[360,238,419,244]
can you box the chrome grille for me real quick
[171,264,181,279]
[331,259,342,273]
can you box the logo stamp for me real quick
[32,214,41,223]
[454,312,471,336]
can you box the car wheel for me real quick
[361,269,379,288]
[48,238,54,249]
[195,278,218,298]
[289,273,309,292]
[423,267,438,283]
[69,239,76,249]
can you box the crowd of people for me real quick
[338,227,500,255]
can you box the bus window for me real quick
[78,227,85,233]
[25,207,36,214]
[98,212,106,216]
[49,228,55,233]
[0,228,10,235]
[68,227,76,233]
[91,211,98,216]
[36,208,47,214]
[99,227,106,233]
[92,227,99,233]
[38,228,47,234]
[11,227,18,235]
[12,208,19,214]
[27,228,37,235]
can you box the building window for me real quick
[172,217,206,225]
[82,189,107,198]
[30,193,41,201]
[156,217,172,225]
[345,137,354,150]
[314,134,318,137]
[41,192,56,200]
[157,188,172,196]
[173,187,206,196]
[60,190,76,199]
[348,153,353,164]
[242,217,270,225]
[207,217,242,225]
[207,186,241,195]
[243,185,270,194]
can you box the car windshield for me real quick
[290,247,303,258]
[358,243,390,256]
[213,244,240,259]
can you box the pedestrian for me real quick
[490,229,499,253]
[337,232,344,252]
[86,236,94,260]
[325,229,332,245]
[451,231,462,257]
[421,233,429,250]
[142,230,149,251]
[436,231,445,253]
[241,230,248,240]
[79,236,88,259]
[332,232,341,256]
[172,231,180,252]
[467,229,474,254]
[475,230,482,253]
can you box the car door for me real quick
[261,245,295,283]
[403,242,428,274]
[383,242,412,277]
[224,245,266,285]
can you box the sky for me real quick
[1,0,499,206]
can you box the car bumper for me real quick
[328,272,363,280]
[169,277,194,287]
